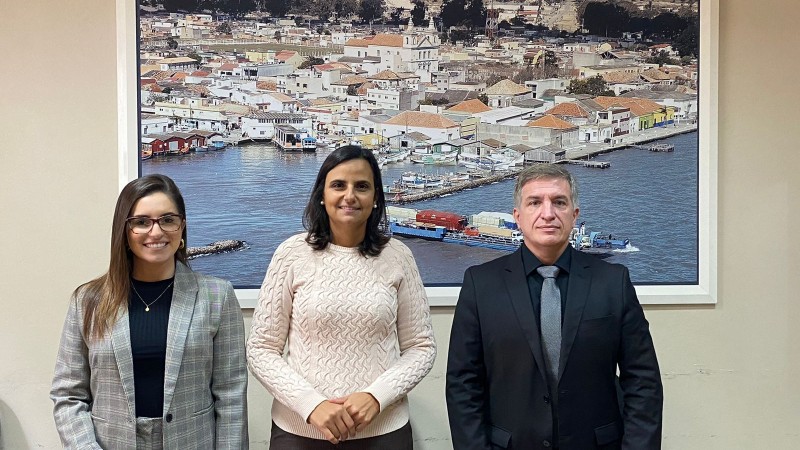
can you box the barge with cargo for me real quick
[386,207,630,254]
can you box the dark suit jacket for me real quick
[446,246,663,450]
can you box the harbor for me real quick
[143,130,698,286]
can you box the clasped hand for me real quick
[308,392,380,444]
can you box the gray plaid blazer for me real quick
[51,262,248,449]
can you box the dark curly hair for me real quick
[303,145,389,256]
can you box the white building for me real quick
[276,72,325,98]
[141,114,173,135]
[342,30,440,82]
[241,112,312,140]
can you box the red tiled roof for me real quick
[485,79,531,96]
[526,114,578,129]
[256,80,278,91]
[275,51,298,61]
[345,33,404,48]
[594,96,664,116]
[446,99,492,114]
[369,70,401,80]
[384,111,458,129]
[545,102,589,118]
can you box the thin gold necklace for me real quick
[131,280,174,312]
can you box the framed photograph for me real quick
[119,0,717,306]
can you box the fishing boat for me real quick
[301,136,317,152]
[409,153,458,165]
[384,149,410,164]
[141,149,153,160]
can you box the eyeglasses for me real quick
[126,214,184,234]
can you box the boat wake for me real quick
[614,244,640,253]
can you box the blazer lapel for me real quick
[503,251,549,384]
[162,262,198,415]
[111,308,136,419]
[558,248,591,381]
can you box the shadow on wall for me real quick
[0,398,25,450]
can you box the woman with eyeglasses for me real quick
[247,146,436,449]
[51,174,248,449]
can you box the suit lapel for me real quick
[162,262,198,415]
[111,308,136,419]
[503,250,549,384]
[559,248,592,381]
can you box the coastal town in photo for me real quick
[138,0,701,286]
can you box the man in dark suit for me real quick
[446,164,663,450]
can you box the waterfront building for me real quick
[620,89,698,122]
[141,113,173,135]
[388,131,431,151]
[594,96,676,131]
[523,144,566,164]
[153,98,238,132]
[241,112,312,140]
[382,110,460,143]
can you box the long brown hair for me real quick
[79,174,188,339]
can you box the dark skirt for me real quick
[270,421,413,450]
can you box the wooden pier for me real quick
[388,169,522,204]
[563,159,611,169]
[631,143,675,152]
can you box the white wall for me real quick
[1,0,799,448]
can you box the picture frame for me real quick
[118,0,717,306]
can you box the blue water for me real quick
[143,131,698,287]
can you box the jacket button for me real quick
[165,413,173,423]
[543,395,551,404]
[543,440,552,447]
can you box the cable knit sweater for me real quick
[247,233,436,440]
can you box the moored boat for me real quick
[389,221,447,240]
[570,222,630,251]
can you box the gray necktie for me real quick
[537,265,561,386]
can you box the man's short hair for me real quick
[513,164,579,208]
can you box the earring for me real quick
[373,204,377,209]
[179,239,185,249]
[320,200,324,205]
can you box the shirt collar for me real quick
[520,243,571,277]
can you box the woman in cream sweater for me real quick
[247,146,436,449]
